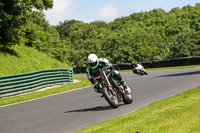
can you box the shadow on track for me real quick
[64,106,113,113]
[157,70,200,77]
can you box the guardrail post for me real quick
[69,67,74,83]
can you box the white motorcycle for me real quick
[131,62,148,76]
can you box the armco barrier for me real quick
[73,66,87,74]
[117,63,131,70]
[169,57,191,67]
[0,68,73,98]
[140,61,152,68]
[74,56,200,73]
[191,56,200,65]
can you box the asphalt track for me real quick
[0,68,200,133]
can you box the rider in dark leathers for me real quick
[131,61,137,74]
[86,54,131,94]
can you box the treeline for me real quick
[56,3,200,66]
[1,1,200,67]
[0,0,68,63]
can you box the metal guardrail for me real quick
[0,68,74,98]
[73,56,200,73]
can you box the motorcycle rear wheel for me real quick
[102,86,119,108]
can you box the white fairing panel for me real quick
[99,58,109,64]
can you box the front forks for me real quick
[104,71,123,102]
[102,71,115,95]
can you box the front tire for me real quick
[102,86,119,108]
[143,70,148,75]
[122,92,133,104]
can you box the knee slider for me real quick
[113,70,122,81]
[114,70,119,75]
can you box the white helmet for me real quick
[87,54,99,69]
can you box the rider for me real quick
[131,61,137,74]
[86,53,131,94]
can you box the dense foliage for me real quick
[0,0,53,47]
[56,3,200,66]
[1,1,200,67]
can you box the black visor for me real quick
[89,61,97,67]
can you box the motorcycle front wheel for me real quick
[143,70,148,75]
[122,92,133,104]
[102,86,119,108]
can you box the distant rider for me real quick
[86,53,131,94]
[131,61,137,74]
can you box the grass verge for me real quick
[0,45,69,76]
[2,65,199,107]
[146,65,200,71]
[75,86,200,133]
[74,65,200,74]
[0,78,91,107]
[119,64,200,73]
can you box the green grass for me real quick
[146,65,200,71]
[0,45,69,76]
[119,64,200,73]
[0,78,91,107]
[74,65,200,75]
[1,64,199,108]
[0,48,199,133]
[1,46,200,133]
[75,86,200,133]
[0,45,92,106]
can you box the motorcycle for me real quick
[131,63,148,76]
[93,67,133,108]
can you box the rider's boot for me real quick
[94,85,104,97]
[94,83,101,93]
[120,80,131,94]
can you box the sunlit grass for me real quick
[0,45,69,76]
[0,78,91,106]
[75,65,200,74]
[145,65,200,71]
[76,86,200,133]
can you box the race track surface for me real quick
[0,68,200,133]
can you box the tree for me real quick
[54,3,200,66]
[0,0,53,47]
[56,20,78,39]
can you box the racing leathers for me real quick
[86,58,131,93]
